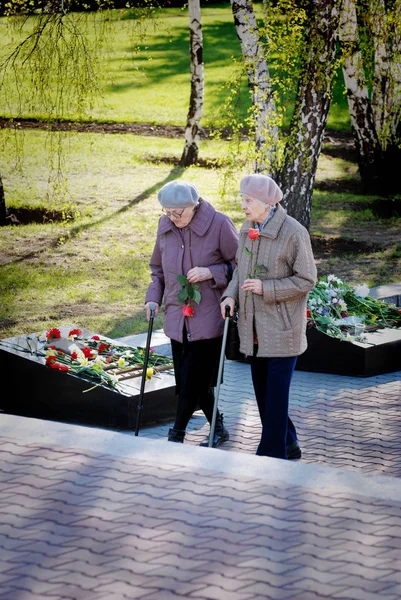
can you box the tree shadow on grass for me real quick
[8,164,186,264]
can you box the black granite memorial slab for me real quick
[0,327,177,430]
[296,326,401,377]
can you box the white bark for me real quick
[180,0,204,166]
[370,0,392,144]
[278,0,341,229]
[389,0,401,139]
[338,0,380,187]
[230,0,279,173]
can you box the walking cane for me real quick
[209,305,231,448]
[135,302,156,436]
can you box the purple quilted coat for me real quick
[145,199,239,343]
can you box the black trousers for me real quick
[170,334,223,431]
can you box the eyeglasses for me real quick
[239,193,265,207]
[162,207,186,219]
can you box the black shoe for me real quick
[200,413,229,448]
[167,427,186,443]
[287,440,302,459]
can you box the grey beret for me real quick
[240,174,283,205]
[158,180,200,209]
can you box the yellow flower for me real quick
[146,367,153,380]
[118,357,127,368]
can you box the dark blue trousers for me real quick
[250,354,298,459]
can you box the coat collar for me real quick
[239,203,287,240]
[157,199,216,236]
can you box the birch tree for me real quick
[366,0,401,193]
[229,0,341,229]
[338,0,381,191]
[277,0,341,229]
[339,0,401,193]
[229,0,279,172]
[180,0,204,167]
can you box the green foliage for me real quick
[177,274,201,305]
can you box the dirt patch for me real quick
[311,235,381,257]
[5,207,75,226]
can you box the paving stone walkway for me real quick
[1,329,401,600]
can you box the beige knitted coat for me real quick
[223,204,317,358]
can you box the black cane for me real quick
[135,302,156,436]
[209,305,231,448]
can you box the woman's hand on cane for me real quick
[221,297,235,319]
[144,302,159,321]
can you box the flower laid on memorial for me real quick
[177,274,201,317]
[307,274,401,342]
[17,326,174,392]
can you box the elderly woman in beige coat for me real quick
[221,174,317,460]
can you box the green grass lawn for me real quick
[0,4,350,130]
[1,4,399,342]
[1,127,400,341]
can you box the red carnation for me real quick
[91,335,100,340]
[182,305,194,317]
[68,328,82,337]
[46,327,61,340]
[71,351,78,360]
[82,346,93,358]
[46,356,57,365]
[98,342,109,353]
[306,309,311,318]
[49,362,69,371]
[248,228,260,241]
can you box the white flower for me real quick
[328,274,343,284]
[78,357,88,366]
[118,357,127,368]
[94,355,106,365]
[69,343,82,356]
[353,283,370,298]
[46,348,57,357]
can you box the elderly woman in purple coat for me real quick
[145,180,239,446]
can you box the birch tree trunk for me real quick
[180,0,204,167]
[277,0,341,230]
[338,0,381,191]
[0,173,7,227]
[230,0,279,173]
[367,0,401,193]
[370,0,391,141]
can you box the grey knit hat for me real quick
[158,180,200,209]
[240,174,283,205]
